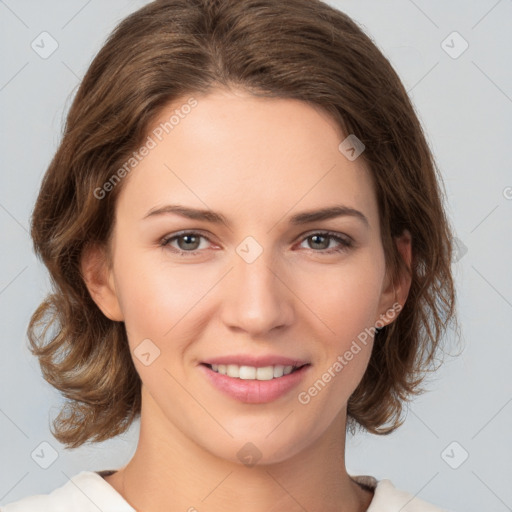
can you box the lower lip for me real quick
[199,364,311,404]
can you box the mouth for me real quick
[202,363,309,380]
[198,362,311,404]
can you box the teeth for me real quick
[256,366,273,380]
[273,365,285,378]
[284,365,294,375]
[240,366,256,379]
[227,364,239,378]
[208,363,299,380]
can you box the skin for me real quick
[82,87,412,512]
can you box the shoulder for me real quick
[0,470,134,512]
[351,474,454,512]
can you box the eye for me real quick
[298,231,353,254]
[160,231,212,255]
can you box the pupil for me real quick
[311,234,328,249]
[180,235,199,250]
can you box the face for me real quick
[87,87,406,465]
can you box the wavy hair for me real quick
[27,0,458,448]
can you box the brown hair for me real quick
[28,0,458,449]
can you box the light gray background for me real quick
[1,1,511,510]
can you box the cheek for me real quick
[293,253,385,343]
[114,243,200,324]
[113,246,222,368]
[289,253,383,407]
[294,271,379,426]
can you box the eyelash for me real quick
[159,230,353,257]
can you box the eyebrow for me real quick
[142,204,369,228]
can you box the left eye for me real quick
[160,232,210,253]
[298,232,352,253]
[160,231,352,255]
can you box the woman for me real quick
[1,0,457,510]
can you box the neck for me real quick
[111,387,373,512]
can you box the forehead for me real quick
[115,88,378,228]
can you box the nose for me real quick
[220,247,295,337]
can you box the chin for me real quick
[197,427,317,468]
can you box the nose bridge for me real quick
[221,238,294,334]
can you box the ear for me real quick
[80,242,124,322]
[375,229,412,327]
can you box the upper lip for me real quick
[202,355,310,368]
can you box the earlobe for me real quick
[376,229,413,327]
[80,243,124,322]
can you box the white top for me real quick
[0,470,451,511]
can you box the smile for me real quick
[207,363,304,380]
[199,363,311,403]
